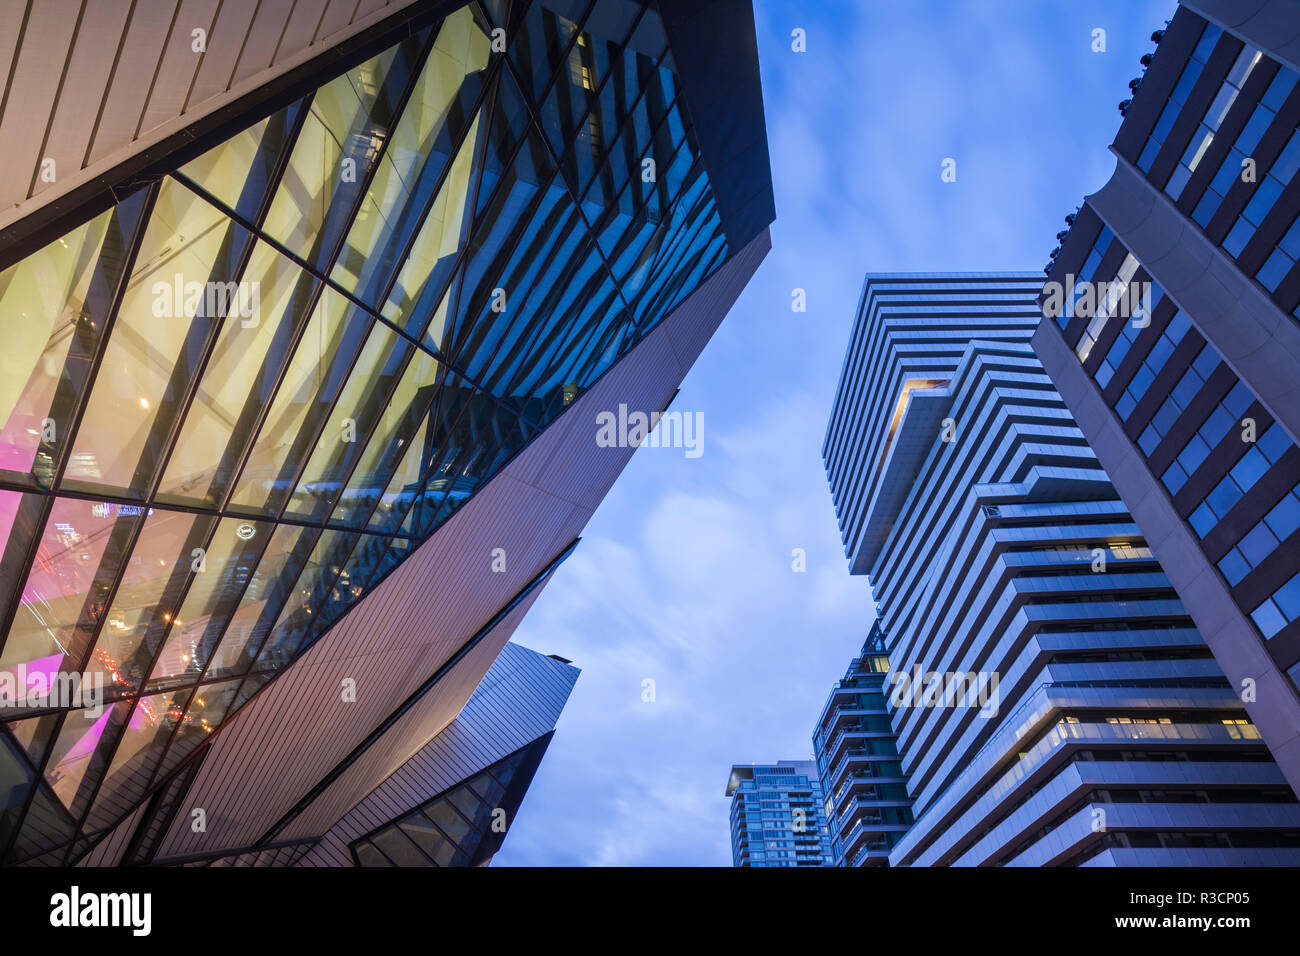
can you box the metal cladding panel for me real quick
[133,231,767,861]
[157,592,532,857]
[0,0,422,226]
[295,642,578,865]
[274,592,543,843]
[86,1,184,167]
[73,802,148,868]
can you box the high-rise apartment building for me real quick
[1034,1,1300,794]
[811,621,913,867]
[823,274,1300,866]
[725,761,834,867]
[0,0,773,866]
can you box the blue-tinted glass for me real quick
[1116,391,1137,419]
[1251,598,1287,637]
[1095,361,1114,388]
[1174,58,1205,102]
[1231,447,1270,489]
[1130,363,1155,398]
[1166,164,1192,199]
[1154,100,1180,141]
[1190,503,1218,537]
[1263,69,1298,110]
[1224,217,1255,256]
[1236,106,1273,156]
[1137,138,1160,172]
[1258,248,1295,292]
[1273,131,1300,182]
[1244,175,1283,225]
[1176,435,1210,476]
[1218,548,1250,586]
[1163,462,1188,494]
[1265,493,1300,540]
[1192,190,1219,226]
[1192,25,1222,64]
[1192,345,1220,381]
[1199,405,1234,445]
[1139,424,1162,455]
[1275,571,1300,620]
[1224,381,1254,417]
[1208,474,1244,516]
[1211,151,1244,195]
[1258,424,1292,462]
[1166,309,1189,342]
[1171,369,1203,408]
[1280,216,1300,259]
[1239,521,1279,565]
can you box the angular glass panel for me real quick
[333,7,492,307]
[83,689,189,832]
[330,347,444,528]
[146,517,272,688]
[64,178,251,497]
[178,107,300,221]
[284,322,408,520]
[312,533,394,633]
[156,678,240,777]
[370,826,430,865]
[85,507,202,697]
[204,522,318,680]
[39,700,130,819]
[157,241,318,507]
[509,0,582,104]
[250,528,357,673]
[397,813,453,860]
[0,198,144,485]
[227,287,369,515]
[353,840,392,866]
[425,796,475,845]
[262,37,425,269]
[1,497,136,680]
[379,108,487,334]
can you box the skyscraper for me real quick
[725,760,834,867]
[1034,2,1300,794]
[811,621,913,867]
[823,274,1300,866]
[0,0,773,866]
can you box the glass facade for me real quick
[0,0,733,865]
[1132,16,1300,329]
[1050,223,1300,650]
[726,761,834,867]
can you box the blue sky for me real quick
[496,0,1174,866]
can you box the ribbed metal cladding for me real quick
[297,642,579,866]
[132,227,769,861]
[0,0,427,228]
[823,274,1044,575]
[72,801,148,868]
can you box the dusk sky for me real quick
[497,0,1174,866]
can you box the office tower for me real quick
[811,621,913,867]
[1034,2,1300,794]
[0,0,773,865]
[823,274,1300,866]
[725,761,834,867]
